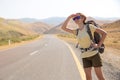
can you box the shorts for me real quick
[82,53,102,68]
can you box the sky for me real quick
[0,0,120,19]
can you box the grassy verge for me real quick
[0,35,40,46]
[57,34,77,44]
[0,35,42,50]
[103,28,120,50]
[0,30,40,46]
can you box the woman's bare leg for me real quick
[84,67,92,80]
[94,67,105,80]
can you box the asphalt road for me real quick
[0,35,86,80]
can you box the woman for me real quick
[61,13,107,80]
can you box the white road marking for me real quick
[30,51,39,55]
[63,41,86,80]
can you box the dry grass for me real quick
[103,27,120,50]
[0,35,43,50]
[57,34,77,43]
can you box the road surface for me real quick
[0,35,86,80]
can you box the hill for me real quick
[102,20,120,49]
[102,20,120,28]
[40,17,66,26]
[86,17,113,25]
[19,18,39,23]
[20,16,117,26]
[5,18,52,34]
[20,17,66,26]
[0,17,52,46]
[28,22,52,34]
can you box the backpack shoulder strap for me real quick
[86,24,95,42]
[76,28,79,36]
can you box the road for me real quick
[0,35,86,80]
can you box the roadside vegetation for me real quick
[104,29,120,50]
[0,30,39,46]
[102,20,120,50]
[57,34,77,44]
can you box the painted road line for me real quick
[63,41,86,80]
[30,51,39,56]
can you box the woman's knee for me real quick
[94,67,105,80]
[84,68,92,80]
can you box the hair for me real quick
[76,13,86,24]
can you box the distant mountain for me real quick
[86,17,116,25]
[93,17,120,21]
[102,20,120,28]
[19,17,119,26]
[19,18,39,23]
[19,17,66,26]
[44,19,78,34]
[40,17,66,26]
[28,22,52,34]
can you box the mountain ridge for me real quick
[19,16,119,26]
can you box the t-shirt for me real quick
[74,24,98,58]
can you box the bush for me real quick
[0,39,8,46]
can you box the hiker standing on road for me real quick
[61,13,107,80]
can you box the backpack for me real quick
[76,20,105,54]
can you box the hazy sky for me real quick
[0,0,120,19]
